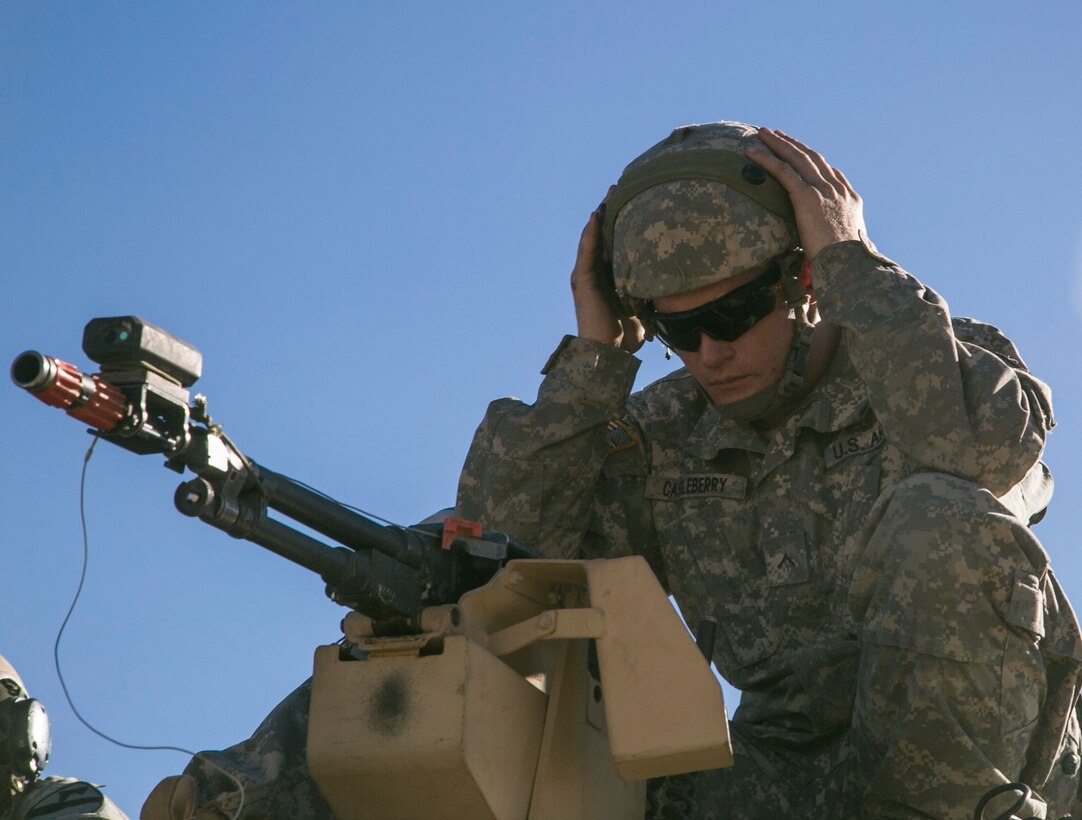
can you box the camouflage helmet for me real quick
[601,122,799,309]
[0,655,52,786]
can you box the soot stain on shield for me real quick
[370,672,410,735]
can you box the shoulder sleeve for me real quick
[583,408,667,583]
[455,336,640,557]
[811,240,1052,494]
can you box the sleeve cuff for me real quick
[539,335,641,410]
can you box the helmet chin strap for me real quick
[709,250,815,423]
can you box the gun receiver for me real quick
[12,317,535,632]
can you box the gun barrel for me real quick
[256,464,426,568]
[175,476,422,620]
[11,351,128,432]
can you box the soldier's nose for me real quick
[697,334,736,367]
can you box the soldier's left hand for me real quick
[745,128,867,260]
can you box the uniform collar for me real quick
[784,341,868,435]
[681,340,868,461]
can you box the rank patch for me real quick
[761,532,810,587]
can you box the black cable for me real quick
[973,781,1040,820]
[52,435,246,819]
[284,473,441,539]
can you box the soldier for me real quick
[144,122,1082,819]
[1,655,128,820]
[455,122,1082,818]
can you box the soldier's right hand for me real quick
[569,208,645,353]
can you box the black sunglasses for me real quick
[646,261,782,352]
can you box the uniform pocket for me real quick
[650,490,776,673]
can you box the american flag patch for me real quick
[607,419,638,453]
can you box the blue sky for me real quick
[2,2,1081,814]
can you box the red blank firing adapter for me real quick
[11,351,128,432]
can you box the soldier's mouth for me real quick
[707,375,752,389]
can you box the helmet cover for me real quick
[606,122,798,302]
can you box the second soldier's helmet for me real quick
[0,655,52,791]
[600,121,799,317]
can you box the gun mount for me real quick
[308,557,731,819]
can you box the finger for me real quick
[773,130,851,193]
[577,210,600,262]
[757,129,831,188]
[768,130,855,198]
[570,210,603,291]
[592,186,616,258]
[772,130,833,178]
[832,165,860,200]
[744,139,814,195]
[617,317,646,354]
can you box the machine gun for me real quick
[11,316,537,633]
[13,317,731,820]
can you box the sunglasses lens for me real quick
[652,322,698,352]
[650,266,780,352]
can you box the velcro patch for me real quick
[1007,571,1045,638]
[824,425,885,469]
[761,532,810,587]
[645,473,747,501]
[607,419,639,453]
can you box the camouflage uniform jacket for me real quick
[456,239,1076,746]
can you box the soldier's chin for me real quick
[711,381,781,421]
